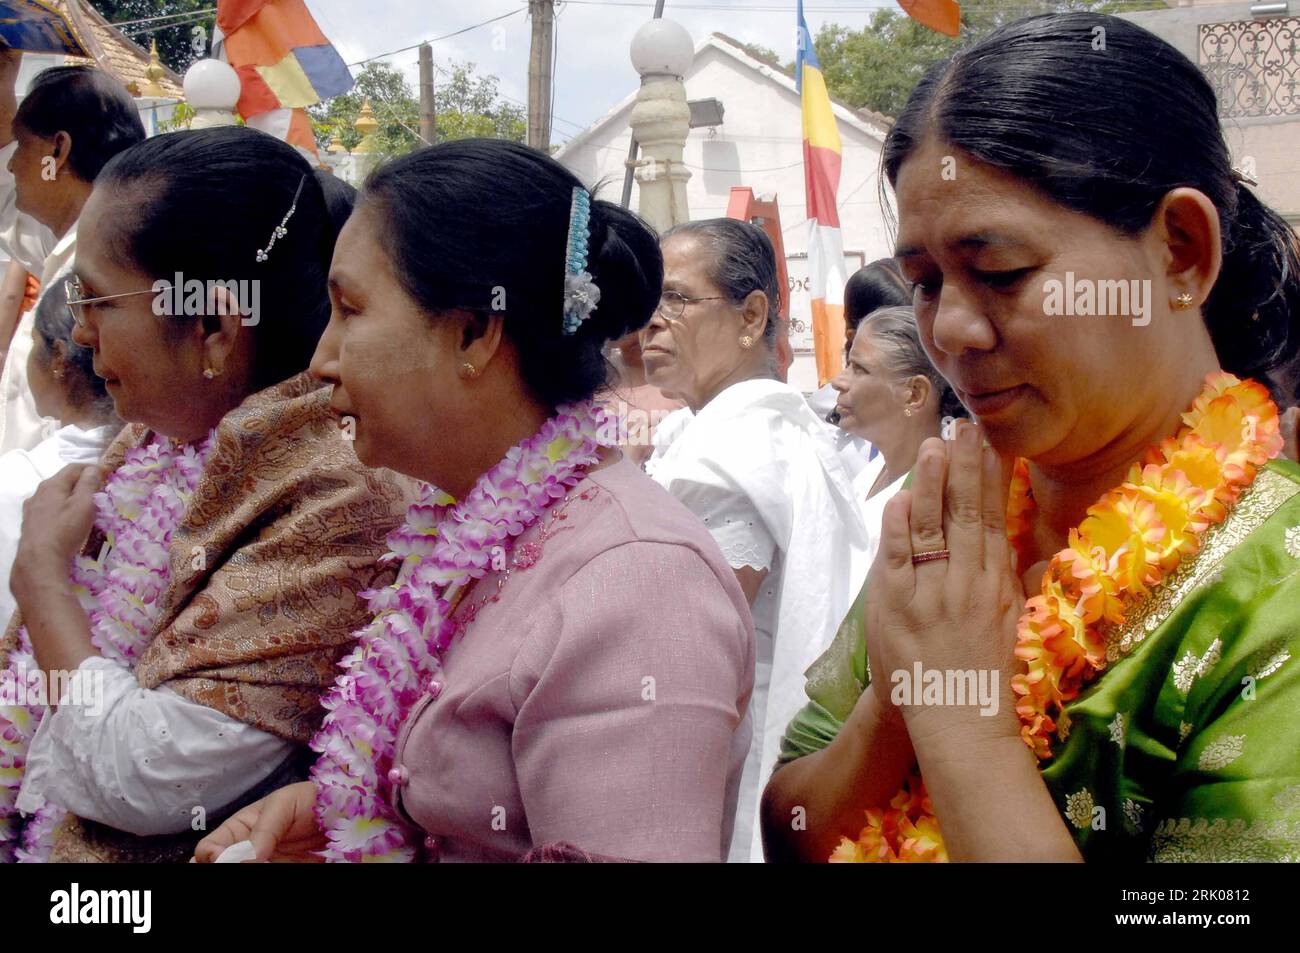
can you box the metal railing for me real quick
[1201,17,1300,118]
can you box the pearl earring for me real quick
[203,368,217,380]
[904,408,913,417]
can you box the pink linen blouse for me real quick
[391,455,755,862]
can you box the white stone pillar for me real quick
[629,19,694,233]
[183,59,240,129]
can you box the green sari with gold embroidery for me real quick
[778,458,1300,861]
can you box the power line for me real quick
[367,88,434,147]
[121,13,215,40]
[109,7,216,29]
[347,9,527,68]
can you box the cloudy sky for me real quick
[306,0,897,143]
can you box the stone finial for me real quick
[353,97,380,153]
[141,39,166,98]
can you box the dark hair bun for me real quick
[362,139,664,407]
[1204,182,1300,380]
[582,199,662,344]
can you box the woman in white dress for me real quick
[0,279,119,630]
[829,306,967,557]
[642,218,871,862]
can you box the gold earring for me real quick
[203,367,219,380]
[461,362,478,380]
[904,408,913,417]
[740,335,754,350]
[1175,293,1194,310]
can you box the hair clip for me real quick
[1231,165,1259,188]
[562,187,601,335]
[256,174,308,264]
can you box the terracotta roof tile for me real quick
[52,0,184,99]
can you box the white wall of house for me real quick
[1122,2,1300,221]
[556,36,895,392]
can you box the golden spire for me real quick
[327,129,347,154]
[353,97,380,153]
[141,39,166,97]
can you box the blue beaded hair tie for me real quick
[562,187,601,335]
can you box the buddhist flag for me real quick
[897,0,961,38]
[796,0,845,386]
[0,1,89,56]
[213,0,354,158]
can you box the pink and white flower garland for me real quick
[0,434,214,862]
[310,400,615,861]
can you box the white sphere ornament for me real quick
[183,58,241,110]
[630,19,694,78]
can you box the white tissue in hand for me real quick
[214,840,258,864]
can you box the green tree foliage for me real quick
[308,61,525,157]
[739,42,781,65]
[91,1,215,74]
[808,0,1166,118]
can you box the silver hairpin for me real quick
[1231,165,1259,188]
[256,174,308,264]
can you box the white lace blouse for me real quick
[646,380,871,862]
[17,656,294,836]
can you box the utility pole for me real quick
[527,0,555,151]
[418,43,436,146]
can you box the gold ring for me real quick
[911,549,951,565]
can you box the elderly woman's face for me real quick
[68,188,207,439]
[640,233,753,407]
[830,325,911,442]
[8,125,62,227]
[25,326,61,422]
[893,137,1201,466]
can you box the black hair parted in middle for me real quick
[95,125,336,390]
[359,138,664,407]
[882,12,1300,382]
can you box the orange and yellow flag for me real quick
[897,0,962,38]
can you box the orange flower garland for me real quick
[831,372,1283,862]
[829,775,948,863]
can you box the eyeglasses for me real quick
[63,274,158,328]
[656,289,730,321]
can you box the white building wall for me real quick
[1122,3,1300,220]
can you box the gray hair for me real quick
[856,306,966,421]
[663,218,781,348]
[33,276,115,416]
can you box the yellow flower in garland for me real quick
[1006,458,1035,569]
[1184,375,1281,466]
[832,372,1281,863]
[829,837,871,863]
[1008,373,1277,764]
[1129,463,1211,569]
[832,776,946,863]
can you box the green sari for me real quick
[778,458,1300,861]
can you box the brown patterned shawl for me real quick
[1,371,419,861]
